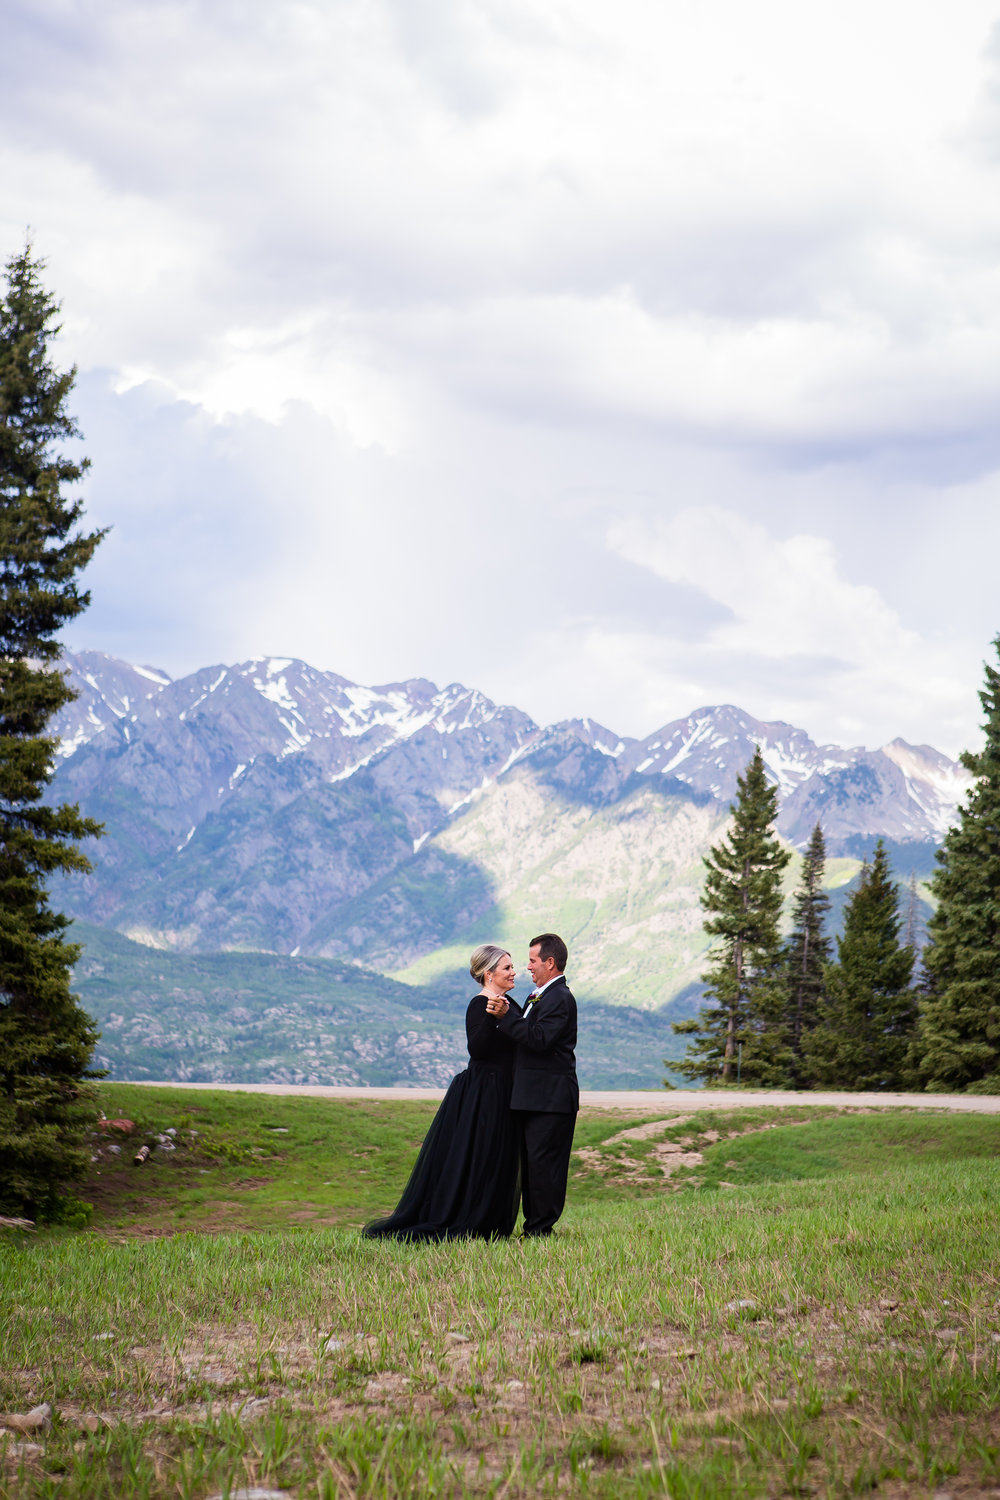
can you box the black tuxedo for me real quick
[497,975,578,1235]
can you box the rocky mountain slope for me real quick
[51,650,965,1007]
[619,706,968,846]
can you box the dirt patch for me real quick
[573,1116,720,1184]
[575,1143,704,1181]
[604,1116,694,1142]
[572,1109,884,1190]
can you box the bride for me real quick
[362,944,521,1241]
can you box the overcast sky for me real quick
[4,0,1000,756]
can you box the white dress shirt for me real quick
[525,973,565,1008]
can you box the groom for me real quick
[496,932,578,1238]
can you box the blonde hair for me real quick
[469,944,509,985]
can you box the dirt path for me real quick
[126,1081,1000,1113]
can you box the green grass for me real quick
[571,1105,1000,1196]
[2,1090,1000,1497]
[77,1083,440,1232]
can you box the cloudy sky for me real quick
[4,0,1000,756]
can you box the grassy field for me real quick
[2,1086,1000,1498]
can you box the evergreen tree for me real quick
[802,841,915,1090]
[913,637,1000,1092]
[0,241,105,1220]
[673,748,791,1085]
[903,872,922,954]
[782,822,831,1085]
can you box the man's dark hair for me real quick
[530,932,568,972]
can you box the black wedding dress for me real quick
[362,995,521,1242]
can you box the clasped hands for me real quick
[485,995,509,1017]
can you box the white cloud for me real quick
[6,0,1000,458]
[608,508,915,666]
[5,0,1000,758]
[602,508,977,753]
[114,312,412,450]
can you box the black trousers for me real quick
[515,1109,577,1236]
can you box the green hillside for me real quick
[70,922,693,1089]
[388,771,729,1006]
[389,769,913,1008]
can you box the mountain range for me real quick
[48,649,967,1077]
[58,651,968,848]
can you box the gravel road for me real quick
[127,1082,1000,1113]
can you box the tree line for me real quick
[672,662,1000,1095]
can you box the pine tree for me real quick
[673,747,791,1085]
[0,241,106,1221]
[913,637,1000,1093]
[802,841,915,1090]
[903,873,922,954]
[782,823,831,1085]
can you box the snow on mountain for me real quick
[612,704,972,848]
[878,739,973,839]
[47,649,975,968]
[623,705,844,799]
[557,718,630,758]
[56,651,534,779]
[51,651,539,900]
[54,649,172,756]
[52,651,972,862]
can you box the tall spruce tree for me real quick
[913,636,1000,1092]
[673,747,791,1085]
[0,241,105,1220]
[903,873,922,955]
[802,840,915,1090]
[782,822,831,1085]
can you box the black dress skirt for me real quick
[362,995,521,1242]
